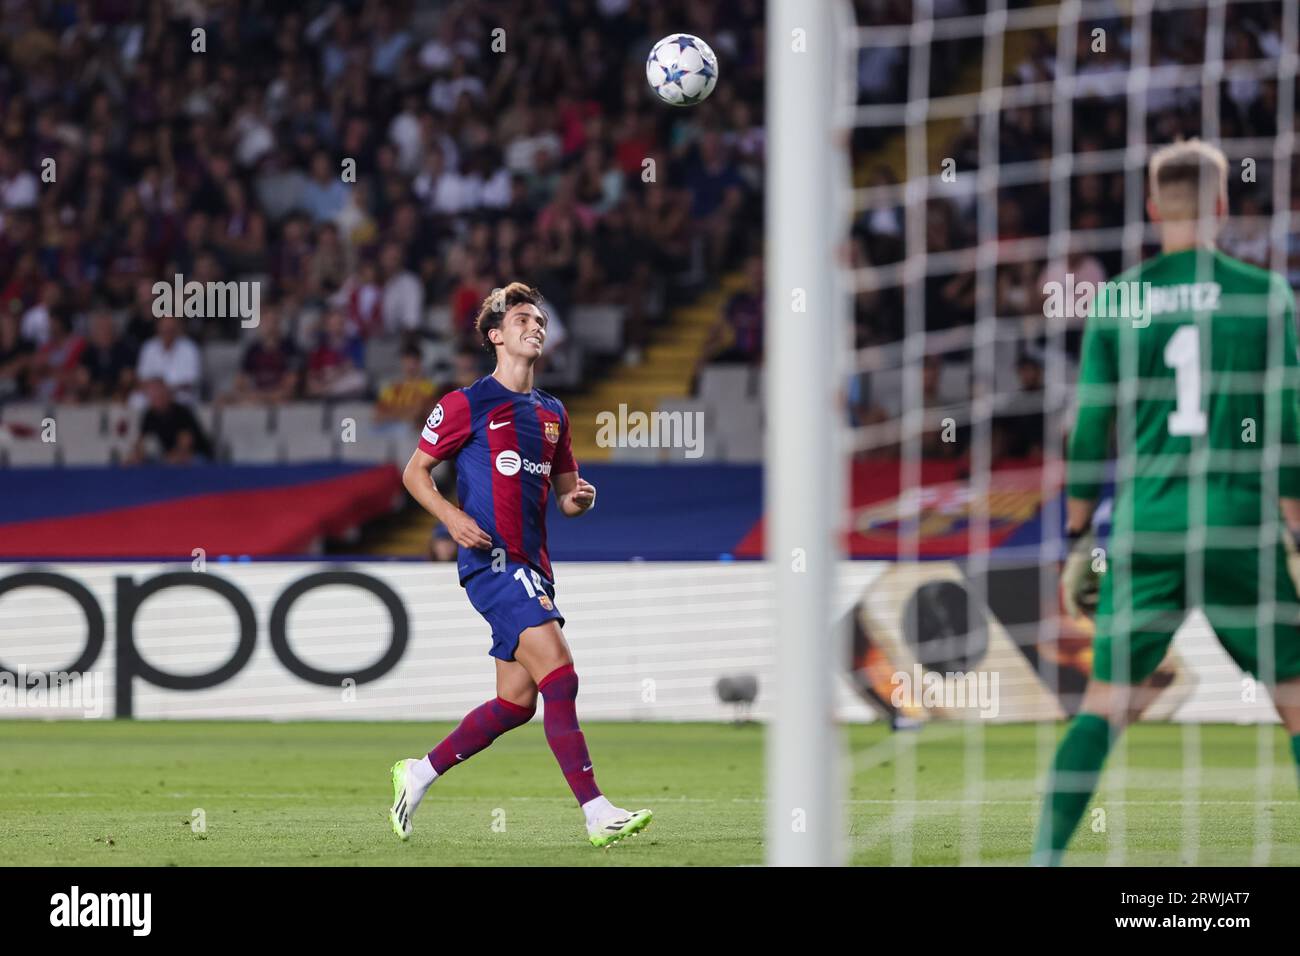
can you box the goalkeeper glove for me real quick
[1060,528,1102,620]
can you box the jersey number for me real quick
[1163,325,1207,436]
[514,567,544,597]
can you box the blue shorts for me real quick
[463,563,565,661]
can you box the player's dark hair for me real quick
[475,282,546,353]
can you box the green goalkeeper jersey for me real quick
[1067,247,1300,537]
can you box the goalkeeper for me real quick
[1034,140,1300,865]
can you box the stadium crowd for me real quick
[0,0,765,463]
[850,0,1299,461]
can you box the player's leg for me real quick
[494,656,539,709]
[1269,542,1300,783]
[1211,538,1300,787]
[416,660,538,784]
[1273,679,1300,787]
[389,662,539,840]
[424,659,539,775]
[513,621,652,846]
[1031,676,1170,865]
[1032,551,1182,865]
[513,622,595,810]
[1207,651,1300,789]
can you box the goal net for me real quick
[775,0,1300,865]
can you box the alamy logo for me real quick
[595,403,705,459]
[152,273,260,327]
[50,886,151,936]
[1043,275,1153,327]
[890,663,1000,718]
[0,667,103,717]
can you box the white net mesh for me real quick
[841,0,1300,865]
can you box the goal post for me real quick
[764,0,846,867]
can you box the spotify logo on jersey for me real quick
[495,450,522,475]
[494,450,551,477]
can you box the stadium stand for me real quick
[847,0,1299,467]
[0,0,765,480]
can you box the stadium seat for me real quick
[537,341,584,390]
[328,401,376,441]
[939,361,972,404]
[608,442,665,463]
[291,302,326,350]
[427,305,453,337]
[194,403,219,443]
[364,338,402,386]
[1,403,57,467]
[218,405,276,464]
[385,427,420,468]
[339,432,392,464]
[51,405,112,466]
[203,341,244,398]
[992,341,1019,397]
[282,429,337,463]
[570,305,626,355]
[694,368,762,464]
[655,397,714,463]
[275,402,326,436]
[697,365,755,419]
[717,402,761,463]
[104,404,140,464]
[4,440,58,467]
[329,400,374,423]
[420,338,453,372]
[866,366,904,419]
[718,427,762,463]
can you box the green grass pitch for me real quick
[1,721,1297,866]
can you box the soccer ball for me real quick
[646,34,718,107]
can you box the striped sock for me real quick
[539,664,602,805]
[428,696,535,776]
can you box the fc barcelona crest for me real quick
[544,420,560,444]
[538,594,554,610]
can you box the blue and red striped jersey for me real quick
[418,374,577,583]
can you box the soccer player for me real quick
[388,282,652,848]
[1034,140,1300,865]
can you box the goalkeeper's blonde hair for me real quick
[1148,139,1228,221]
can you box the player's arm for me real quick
[550,407,594,516]
[1283,498,1300,538]
[1273,276,1300,541]
[403,392,491,549]
[402,448,491,549]
[1060,309,1118,618]
[553,470,596,516]
[1065,496,1097,537]
[1065,308,1119,533]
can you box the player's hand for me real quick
[566,478,596,514]
[443,509,493,550]
[1060,529,1102,620]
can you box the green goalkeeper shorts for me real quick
[1092,537,1300,684]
